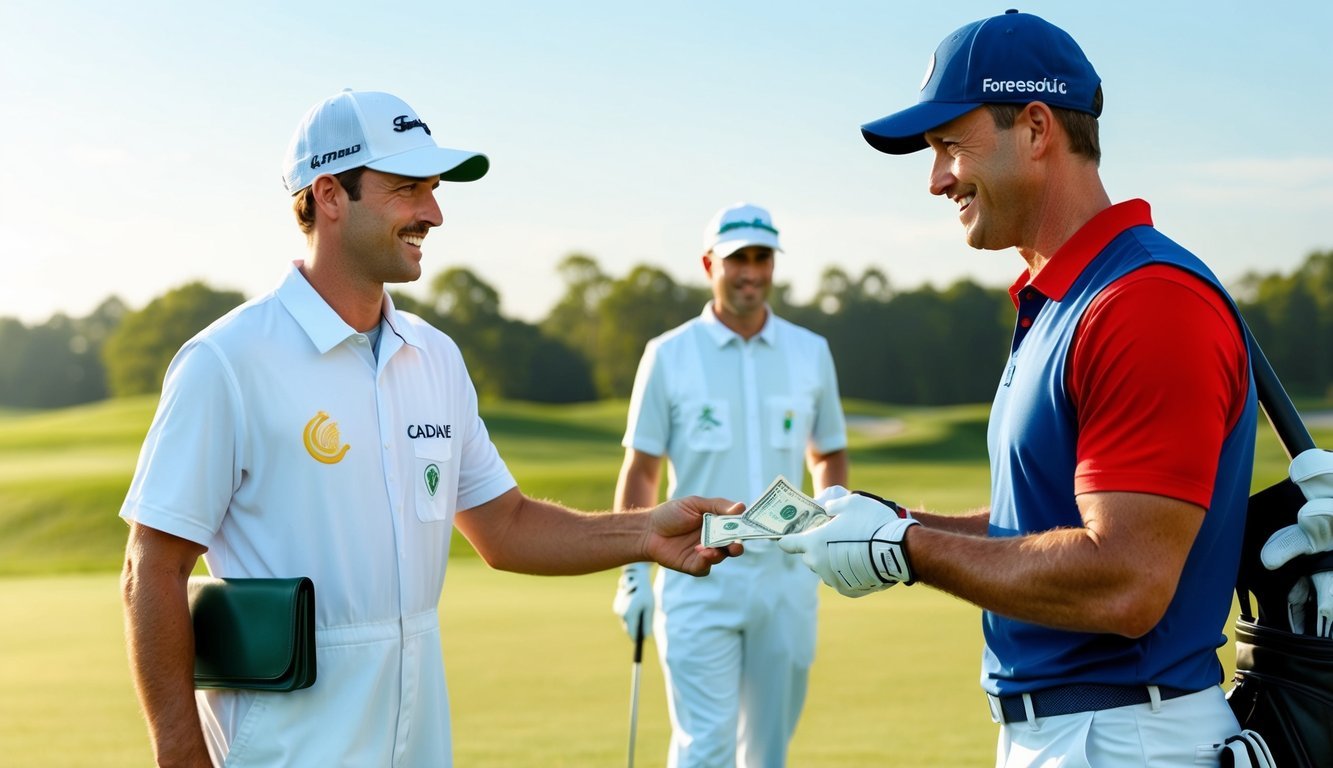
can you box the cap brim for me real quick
[712,232,782,258]
[365,146,490,182]
[861,101,979,155]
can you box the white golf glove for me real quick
[815,485,851,507]
[778,492,918,598]
[612,562,653,641]
[1261,448,1333,637]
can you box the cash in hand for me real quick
[701,475,831,547]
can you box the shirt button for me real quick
[1019,317,1033,328]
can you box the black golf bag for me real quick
[1227,335,1333,767]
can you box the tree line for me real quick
[3,250,1331,410]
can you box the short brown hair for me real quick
[292,167,368,235]
[986,102,1101,165]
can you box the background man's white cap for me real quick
[281,89,489,194]
[703,202,783,258]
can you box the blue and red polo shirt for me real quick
[983,199,1257,696]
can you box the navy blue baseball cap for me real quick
[862,9,1102,155]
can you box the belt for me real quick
[989,683,1197,724]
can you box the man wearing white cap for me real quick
[119,89,742,767]
[611,203,849,767]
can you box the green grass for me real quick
[0,395,1327,766]
[0,566,998,767]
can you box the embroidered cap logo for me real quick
[393,115,432,135]
[424,463,440,497]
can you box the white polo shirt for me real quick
[624,304,846,507]
[120,262,516,767]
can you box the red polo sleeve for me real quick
[1067,265,1249,507]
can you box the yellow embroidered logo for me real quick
[303,411,350,464]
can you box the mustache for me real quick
[399,223,432,236]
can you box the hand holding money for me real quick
[701,476,831,547]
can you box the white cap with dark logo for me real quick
[281,89,489,194]
[703,202,783,258]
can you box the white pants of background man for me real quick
[656,542,818,768]
[996,686,1241,767]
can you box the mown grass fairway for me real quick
[0,396,1321,765]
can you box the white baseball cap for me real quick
[703,202,783,258]
[281,89,489,194]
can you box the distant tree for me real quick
[1238,250,1333,398]
[541,253,611,366]
[935,279,1013,401]
[102,282,244,396]
[0,318,34,407]
[0,297,128,408]
[593,265,709,398]
[417,267,596,402]
[387,290,429,317]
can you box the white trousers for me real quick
[995,686,1242,767]
[655,544,819,768]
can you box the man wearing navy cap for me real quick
[779,11,1262,765]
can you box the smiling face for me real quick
[340,168,444,285]
[704,245,774,324]
[923,106,1036,252]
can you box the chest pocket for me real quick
[765,395,813,451]
[681,398,732,452]
[414,440,455,523]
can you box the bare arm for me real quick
[615,449,662,512]
[121,523,212,768]
[806,447,848,494]
[908,491,1202,637]
[909,508,991,536]
[453,485,740,577]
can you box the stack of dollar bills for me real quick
[701,475,830,547]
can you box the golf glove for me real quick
[1277,571,1333,638]
[1262,447,1333,636]
[814,485,851,507]
[778,492,918,597]
[612,562,653,640]
[1261,497,1333,569]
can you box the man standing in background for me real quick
[612,202,849,767]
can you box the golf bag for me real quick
[1227,334,1333,768]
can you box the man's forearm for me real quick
[808,448,849,493]
[122,563,211,766]
[910,508,991,536]
[615,453,661,513]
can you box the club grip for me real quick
[633,614,645,663]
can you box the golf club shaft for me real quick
[1246,325,1315,458]
[627,614,644,768]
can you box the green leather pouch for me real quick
[188,576,316,691]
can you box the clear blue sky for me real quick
[3,0,1330,325]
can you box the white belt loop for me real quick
[987,694,1003,724]
[1147,685,1162,713]
[1021,693,1039,731]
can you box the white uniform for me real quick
[120,263,516,767]
[624,304,847,768]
